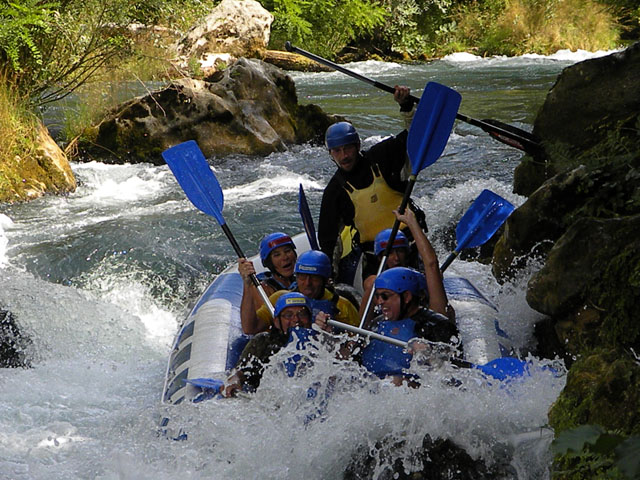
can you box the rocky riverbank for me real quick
[493,41,640,478]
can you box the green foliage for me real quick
[552,425,640,479]
[265,0,388,58]
[378,0,457,58]
[0,74,39,192]
[449,0,620,56]
[0,0,162,106]
[0,0,57,73]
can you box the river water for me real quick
[0,49,612,479]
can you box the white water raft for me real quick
[161,233,514,405]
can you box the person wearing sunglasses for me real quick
[221,292,315,397]
[358,208,454,323]
[359,266,460,384]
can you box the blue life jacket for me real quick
[361,318,416,377]
[308,295,337,319]
[284,327,318,377]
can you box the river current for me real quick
[0,49,613,479]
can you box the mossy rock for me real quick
[548,348,640,436]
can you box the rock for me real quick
[548,348,640,436]
[80,58,339,164]
[344,433,510,479]
[0,122,76,203]
[177,0,273,59]
[493,155,640,281]
[527,215,640,354]
[514,41,640,196]
[0,308,32,368]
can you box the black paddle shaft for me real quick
[380,178,414,261]
[285,42,542,156]
[220,223,263,290]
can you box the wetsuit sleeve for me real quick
[318,177,354,259]
[414,309,460,345]
[235,333,284,391]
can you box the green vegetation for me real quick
[551,424,640,479]
[264,0,388,58]
[449,0,621,56]
[0,74,39,201]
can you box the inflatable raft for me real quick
[161,233,515,406]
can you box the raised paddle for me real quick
[298,183,320,250]
[162,140,275,316]
[359,81,461,327]
[439,189,515,272]
[284,41,542,157]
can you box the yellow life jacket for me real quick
[344,164,405,243]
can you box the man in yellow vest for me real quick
[318,85,427,282]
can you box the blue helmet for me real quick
[273,292,312,318]
[325,122,360,150]
[259,232,295,263]
[374,267,426,296]
[294,250,332,279]
[374,229,409,256]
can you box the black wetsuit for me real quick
[234,329,289,392]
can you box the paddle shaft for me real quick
[298,184,320,250]
[328,318,473,369]
[358,176,416,328]
[328,319,407,348]
[284,42,541,155]
[220,224,275,315]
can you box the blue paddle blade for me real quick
[475,357,529,380]
[455,189,515,251]
[161,140,225,225]
[298,184,320,250]
[407,82,462,175]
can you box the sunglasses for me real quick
[280,310,311,321]
[373,291,397,301]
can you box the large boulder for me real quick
[492,157,640,281]
[79,58,338,164]
[513,41,640,196]
[489,44,640,478]
[178,0,273,60]
[527,215,640,354]
[0,122,76,203]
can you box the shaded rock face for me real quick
[344,434,509,480]
[514,41,640,196]
[493,159,640,281]
[490,44,640,474]
[0,122,76,203]
[1,309,32,368]
[178,0,273,59]
[81,58,338,164]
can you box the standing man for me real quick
[317,85,428,282]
